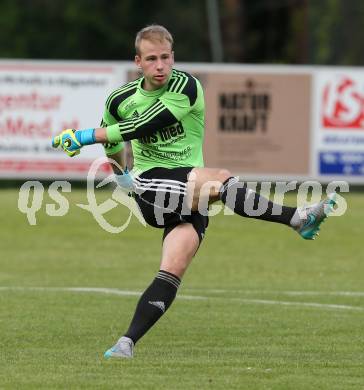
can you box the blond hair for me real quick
[135,25,173,55]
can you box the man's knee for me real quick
[188,167,232,208]
[161,254,191,277]
[217,169,232,184]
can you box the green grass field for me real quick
[0,187,363,389]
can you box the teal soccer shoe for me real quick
[295,193,337,240]
[104,336,134,359]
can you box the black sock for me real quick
[124,270,181,344]
[219,177,296,225]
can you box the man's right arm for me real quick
[53,76,198,155]
[101,110,126,173]
[101,110,133,190]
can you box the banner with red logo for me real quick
[314,70,364,180]
[0,61,125,179]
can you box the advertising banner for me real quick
[198,71,311,177]
[314,69,364,182]
[3,60,363,183]
[0,61,125,179]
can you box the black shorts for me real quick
[133,167,208,243]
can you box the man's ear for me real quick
[135,55,141,68]
[171,51,175,64]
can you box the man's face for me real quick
[135,39,174,91]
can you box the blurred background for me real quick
[1,0,363,65]
[0,0,364,184]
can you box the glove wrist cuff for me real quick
[75,128,96,145]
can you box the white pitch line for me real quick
[226,298,363,311]
[0,286,363,312]
[183,288,364,297]
[280,291,364,297]
[0,286,141,296]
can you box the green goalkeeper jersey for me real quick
[101,69,205,174]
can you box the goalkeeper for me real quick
[52,24,336,359]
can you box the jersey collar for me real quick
[138,71,173,97]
